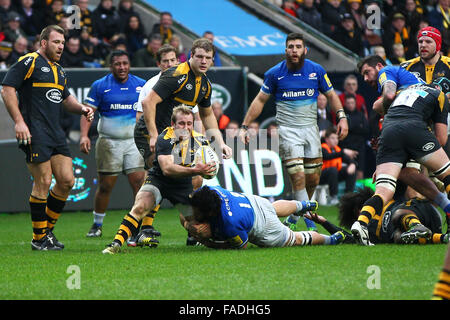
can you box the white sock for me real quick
[93,211,105,226]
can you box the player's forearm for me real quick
[80,112,93,138]
[326,91,343,113]
[136,111,143,122]
[242,98,264,126]
[63,95,86,115]
[201,110,225,145]
[143,102,158,137]
[1,86,23,124]
[381,82,397,111]
[162,164,201,178]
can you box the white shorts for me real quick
[278,125,322,160]
[95,136,144,175]
[246,194,294,247]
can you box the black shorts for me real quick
[20,142,71,163]
[377,121,441,166]
[134,122,152,170]
[397,199,443,234]
[144,174,193,206]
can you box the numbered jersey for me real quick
[385,83,448,124]
[206,186,255,248]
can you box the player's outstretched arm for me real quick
[63,95,94,120]
[239,91,270,144]
[199,106,232,159]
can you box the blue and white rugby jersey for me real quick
[205,186,255,249]
[261,59,334,127]
[84,73,145,139]
[377,65,423,94]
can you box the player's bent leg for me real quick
[272,200,318,217]
[103,188,160,254]
[27,161,62,250]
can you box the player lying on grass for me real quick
[183,185,346,249]
[304,187,449,245]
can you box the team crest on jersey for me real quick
[306,89,315,96]
[186,83,193,90]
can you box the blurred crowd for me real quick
[269,0,449,60]
[0,0,223,69]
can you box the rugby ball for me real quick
[194,145,220,179]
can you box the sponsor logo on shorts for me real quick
[46,89,63,103]
[422,142,435,151]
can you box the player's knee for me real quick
[432,161,450,179]
[375,173,397,193]
[304,162,323,176]
[35,175,53,190]
[295,231,314,246]
[285,159,304,176]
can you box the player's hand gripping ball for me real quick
[194,145,220,179]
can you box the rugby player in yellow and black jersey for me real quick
[1,25,94,251]
[140,37,232,160]
[401,27,450,84]
[305,187,449,245]
[102,106,217,254]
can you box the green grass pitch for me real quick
[0,206,447,300]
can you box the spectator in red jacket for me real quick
[337,74,368,122]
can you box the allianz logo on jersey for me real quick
[110,102,138,110]
[282,88,315,98]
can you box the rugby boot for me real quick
[102,242,121,254]
[31,235,62,251]
[400,223,432,244]
[351,221,374,246]
[86,224,102,237]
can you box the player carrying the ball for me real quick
[102,106,217,254]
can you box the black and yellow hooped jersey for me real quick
[1,52,70,145]
[400,55,450,84]
[151,61,212,133]
[149,126,209,185]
